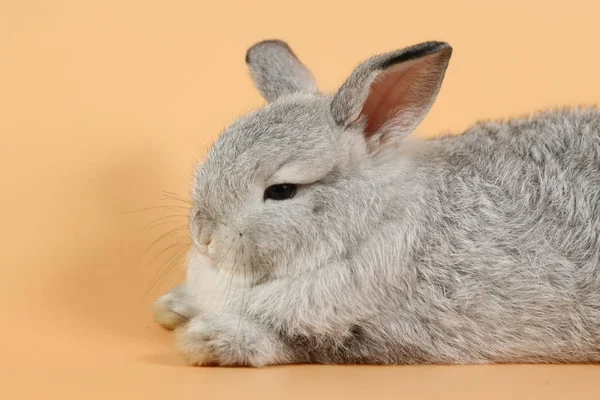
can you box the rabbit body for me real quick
[153,40,600,366]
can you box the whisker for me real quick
[234,244,250,340]
[162,191,193,205]
[139,227,189,262]
[140,239,189,275]
[144,213,188,227]
[218,242,240,321]
[146,243,189,295]
[123,205,190,214]
[146,219,188,230]
[151,238,189,265]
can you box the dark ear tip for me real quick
[420,41,452,56]
[245,39,292,64]
[435,42,453,55]
[429,42,453,61]
[380,41,452,69]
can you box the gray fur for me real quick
[331,41,451,132]
[246,39,317,102]
[153,39,600,366]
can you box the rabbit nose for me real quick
[201,235,212,246]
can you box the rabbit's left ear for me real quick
[331,42,452,141]
[245,40,317,102]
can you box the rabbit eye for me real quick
[264,184,297,201]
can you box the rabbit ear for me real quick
[245,40,317,102]
[331,42,452,142]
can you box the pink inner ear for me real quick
[360,57,438,137]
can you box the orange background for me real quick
[2,0,600,398]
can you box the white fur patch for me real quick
[185,250,250,316]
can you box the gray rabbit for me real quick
[153,40,600,366]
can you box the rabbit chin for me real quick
[185,248,254,316]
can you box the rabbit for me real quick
[152,39,600,367]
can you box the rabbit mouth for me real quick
[193,234,251,277]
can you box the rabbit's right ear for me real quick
[245,40,317,102]
[331,42,452,143]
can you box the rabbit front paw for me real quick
[152,284,197,330]
[175,314,289,367]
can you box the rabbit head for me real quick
[190,40,452,282]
